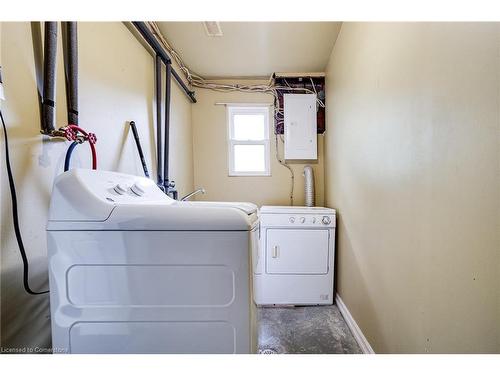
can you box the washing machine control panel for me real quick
[104,177,168,203]
[49,169,175,222]
[73,169,170,204]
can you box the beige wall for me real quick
[191,81,325,207]
[325,23,500,353]
[0,22,193,350]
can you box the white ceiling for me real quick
[156,22,342,78]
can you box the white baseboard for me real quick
[335,294,375,354]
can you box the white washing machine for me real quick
[253,206,336,305]
[47,169,258,354]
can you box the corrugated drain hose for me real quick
[1,109,49,295]
[303,165,315,207]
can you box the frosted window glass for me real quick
[233,114,265,140]
[233,145,266,172]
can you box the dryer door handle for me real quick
[272,245,280,258]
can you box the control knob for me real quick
[113,184,128,195]
[322,216,331,225]
[289,217,295,223]
[130,181,147,196]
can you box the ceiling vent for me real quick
[203,22,223,37]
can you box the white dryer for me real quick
[253,206,336,305]
[47,169,258,353]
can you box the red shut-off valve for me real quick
[63,124,98,169]
[63,127,77,141]
[87,132,97,145]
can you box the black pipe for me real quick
[62,22,78,125]
[164,65,178,200]
[129,121,149,178]
[42,22,58,133]
[163,63,171,191]
[131,21,196,103]
[171,68,197,103]
[133,22,171,64]
[155,54,164,189]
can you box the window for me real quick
[227,106,271,176]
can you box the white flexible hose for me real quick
[304,165,315,207]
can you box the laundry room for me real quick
[1,1,500,372]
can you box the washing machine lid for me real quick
[182,201,257,215]
[260,206,336,215]
[47,169,257,231]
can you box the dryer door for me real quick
[265,229,329,274]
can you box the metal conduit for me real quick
[155,54,164,189]
[131,21,196,103]
[163,63,172,192]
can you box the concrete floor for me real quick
[257,304,362,354]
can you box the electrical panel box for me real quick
[284,94,317,160]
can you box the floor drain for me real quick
[259,347,279,354]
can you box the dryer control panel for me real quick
[259,213,336,228]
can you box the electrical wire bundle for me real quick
[146,22,325,108]
[147,22,324,128]
[145,21,324,205]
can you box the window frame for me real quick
[227,105,271,177]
